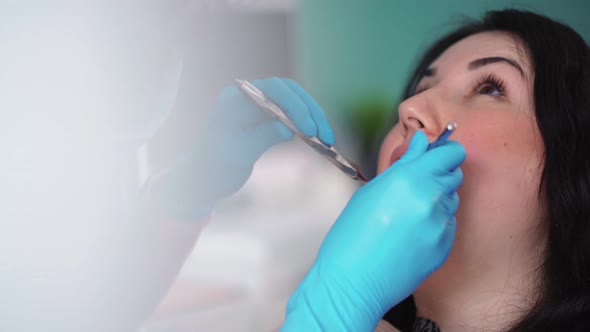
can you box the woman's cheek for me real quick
[451,117,511,170]
[453,125,528,208]
[456,134,489,170]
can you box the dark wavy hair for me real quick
[383,9,590,332]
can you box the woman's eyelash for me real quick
[412,73,507,97]
[474,73,506,97]
[413,84,428,96]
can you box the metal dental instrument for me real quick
[427,122,457,150]
[235,79,369,183]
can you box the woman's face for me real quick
[378,32,545,282]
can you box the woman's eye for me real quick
[474,74,506,98]
[478,84,502,97]
[413,85,428,95]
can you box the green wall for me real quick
[296,1,590,119]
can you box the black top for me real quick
[412,317,441,332]
[383,296,442,331]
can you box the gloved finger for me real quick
[372,130,428,185]
[420,140,466,174]
[252,78,318,137]
[279,78,336,145]
[442,213,458,248]
[439,191,460,216]
[433,214,457,271]
[431,194,458,247]
[397,130,429,164]
[215,85,268,127]
[435,167,464,195]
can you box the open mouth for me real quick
[389,142,410,166]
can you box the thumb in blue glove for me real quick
[153,77,335,221]
[282,130,466,331]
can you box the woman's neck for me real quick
[412,244,544,331]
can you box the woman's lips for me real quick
[389,141,410,166]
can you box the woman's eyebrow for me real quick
[467,56,524,77]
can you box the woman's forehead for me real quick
[430,31,532,76]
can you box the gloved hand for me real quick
[155,77,335,221]
[281,130,466,332]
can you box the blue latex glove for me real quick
[155,77,335,220]
[282,130,466,332]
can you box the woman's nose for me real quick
[398,89,448,140]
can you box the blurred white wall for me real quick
[143,2,359,332]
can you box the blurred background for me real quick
[1,1,588,331]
